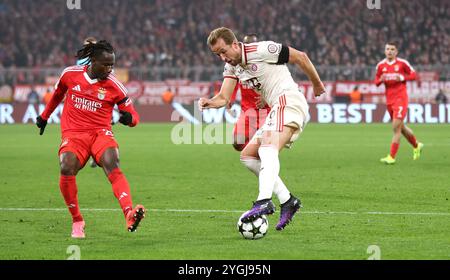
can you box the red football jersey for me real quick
[230,83,270,112]
[375,58,417,104]
[41,65,139,133]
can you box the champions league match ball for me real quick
[237,212,269,240]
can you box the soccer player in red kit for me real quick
[375,42,423,164]
[35,41,145,238]
[230,83,270,151]
[229,34,271,151]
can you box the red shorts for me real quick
[387,99,408,120]
[233,108,269,146]
[59,129,118,167]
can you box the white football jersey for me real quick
[223,41,300,106]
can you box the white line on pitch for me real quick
[0,208,448,216]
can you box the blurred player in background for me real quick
[228,34,271,151]
[375,42,423,165]
[36,40,145,238]
[199,27,325,230]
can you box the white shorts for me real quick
[254,90,309,148]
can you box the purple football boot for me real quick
[276,195,302,231]
[240,199,276,223]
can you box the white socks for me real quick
[240,150,291,204]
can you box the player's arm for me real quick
[374,63,384,86]
[399,61,417,81]
[117,97,139,127]
[286,47,325,97]
[36,74,68,135]
[227,83,239,109]
[198,78,237,111]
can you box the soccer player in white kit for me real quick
[199,27,325,230]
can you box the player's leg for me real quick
[260,126,303,230]
[233,109,254,151]
[401,124,424,160]
[240,127,296,223]
[241,95,306,229]
[232,118,247,152]
[240,128,295,205]
[93,132,145,232]
[381,105,402,164]
[59,151,85,238]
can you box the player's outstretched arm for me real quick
[36,86,66,135]
[198,78,237,111]
[288,47,325,97]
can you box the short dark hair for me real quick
[76,40,114,65]
[386,41,399,48]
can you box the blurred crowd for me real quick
[0,0,449,70]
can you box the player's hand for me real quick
[36,115,47,135]
[313,82,326,97]
[380,74,386,82]
[396,74,405,82]
[198,98,210,111]
[118,111,132,126]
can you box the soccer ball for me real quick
[237,213,269,240]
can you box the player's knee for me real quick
[101,159,120,174]
[60,161,78,176]
[59,153,80,175]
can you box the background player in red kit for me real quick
[228,34,271,151]
[375,42,423,165]
[35,41,145,238]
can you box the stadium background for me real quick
[0,0,449,261]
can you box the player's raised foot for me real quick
[276,195,302,231]
[240,199,275,223]
[413,142,424,160]
[126,204,145,232]
[71,221,85,239]
[380,155,396,165]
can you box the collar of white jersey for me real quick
[83,66,98,84]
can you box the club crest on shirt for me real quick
[97,87,106,100]
[268,44,278,54]
[394,65,399,72]
[250,64,258,72]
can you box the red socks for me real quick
[108,168,133,216]
[390,142,400,158]
[406,135,418,148]
[59,175,83,223]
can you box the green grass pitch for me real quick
[0,123,449,260]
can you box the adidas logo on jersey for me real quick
[72,85,81,92]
